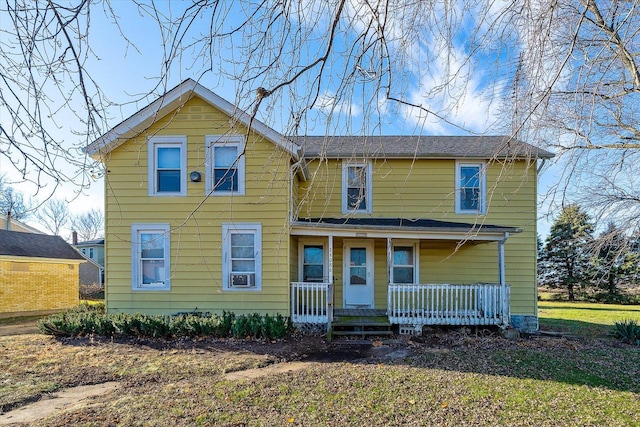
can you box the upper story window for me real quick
[206,135,245,195]
[391,242,418,284]
[455,161,486,214]
[89,248,94,259]
[131,223,171,291]
[342,161,372,214]
[148,136,187,196]
[222,223,261,290]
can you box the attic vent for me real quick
[68,264,75,270]
[11,262,30,272]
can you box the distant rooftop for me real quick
[0,229,85,261]
[296,135,554,160]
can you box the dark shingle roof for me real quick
[0,229,85,260]
[295,217,521,234]
[295,135,554,160]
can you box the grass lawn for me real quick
[0,304,638,426]
[539,300,640,338]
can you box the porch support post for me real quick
[387,237,392,285]
[327,234,334,332]
[498,233,509,326]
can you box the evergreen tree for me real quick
[540,205,594,301]
[589,223,639,297]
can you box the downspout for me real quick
[498,232,509,327]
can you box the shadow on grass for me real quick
[46,324,640,396]
[539,317,614,338]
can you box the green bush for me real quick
[612,319,640,345]
[37,306,292,340]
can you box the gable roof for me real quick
[86,78,301,160]
[0,229,85,261]
[0,216,44,234]
[296,135,554,160]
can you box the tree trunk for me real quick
[567,283,575,301]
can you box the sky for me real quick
[0,1,558,239]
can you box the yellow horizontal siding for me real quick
[296,158,538,316]
[104,97,291,316]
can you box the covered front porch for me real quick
[290,218,519,333]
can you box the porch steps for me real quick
[331,315,393,337]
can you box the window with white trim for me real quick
[391,243,418,284]
[206,135,245,195]
[131,224,171,290]
[222,223,261,290]
[298,240,327,283]
[89,248,94,259]
[148,136,187,196]
[342,161,372,213]
[455,161,486,214]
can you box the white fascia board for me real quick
[290,224,509,242]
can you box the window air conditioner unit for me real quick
[231,273,255,287]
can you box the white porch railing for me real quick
[388,283,510,326]
[291,282,333,324]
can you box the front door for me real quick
[343,240,374,308]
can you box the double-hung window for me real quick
[131,224,171,290]
[342,161,372,213]
[391,243,418,284]
[222,223,261,290]
[148,136,187,196]
[206,135,245,195]
[455,161,486,214]
[298,240,327,283]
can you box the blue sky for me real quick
[0,1,558,238]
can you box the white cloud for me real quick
[315,90,362,117]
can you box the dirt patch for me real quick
[224,361,315,380]
[0,320,39,336]
[0,382,119,425]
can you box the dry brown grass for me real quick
[1,331,638,426]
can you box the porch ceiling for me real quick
[291,217,521,242]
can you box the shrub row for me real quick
[37,303,292,340]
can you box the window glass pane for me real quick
[393,267,414,284]
[347,188,366,210]
[158,170,181,192]
[461,188,479,210]
[157,147,180,168]
[231,233,254,246]
[393,246,413,265]
[231,245,254,258]
[348,166,365,187]
[214,168,237,191]
[303,246,323,264]
[350,248,366,266]
[232,259,255,272]
[214,146,237,167]
[303,265,324,282]
[460,166,480,188]
[350,267,367,285]
[141,233,164,258]
[142,260,165,284]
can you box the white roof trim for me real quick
[86,79,300,160]
[290,223,510,241]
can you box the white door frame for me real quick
[343,239,375,308]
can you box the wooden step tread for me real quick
[332,330,394,336]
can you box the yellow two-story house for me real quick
[87,79,552,333]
